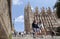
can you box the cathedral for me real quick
[24,3,60,34]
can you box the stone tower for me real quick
[0,0,12,39]
[24,2,34,33]
[24,3,60,34]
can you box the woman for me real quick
[38,21,42,34]
[32,20,39,38]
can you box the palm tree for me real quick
[54,0,60,18]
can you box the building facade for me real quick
[0,0,12,39]
[24,3,60,34]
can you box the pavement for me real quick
[12,34,60,39]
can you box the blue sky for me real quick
[12,0,57,32]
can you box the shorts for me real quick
[33,28,40,32]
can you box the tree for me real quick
[56,27,60,32]
[54,0,60,18]
[56,27,60,36]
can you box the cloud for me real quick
[31,7,33,10]
[31,7,34,11]
[12,0,23,5]
[15,15,24,23]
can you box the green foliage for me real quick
[56,27,60,36]
[57,27,60,32]
[58,0,60,1]
[54,0,60,18]
[9,34,12,39]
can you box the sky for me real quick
[12,0,57,32]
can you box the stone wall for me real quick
[0,0,12,39]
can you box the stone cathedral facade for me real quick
[24,3,60,34]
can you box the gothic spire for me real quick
[47,7,52,15]
[35,6,39,12]
[35,6,39,15]
[27,2,31,9]
[41,7,45,16]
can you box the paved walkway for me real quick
[12,34,60,39]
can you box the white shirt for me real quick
[38,23,44,29]
[41,23,44,29]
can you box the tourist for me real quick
[14,31,17,37]
[32,20,39,38]
[38,21,42,33]
[38,21,44,38]
[19,32,21,35]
